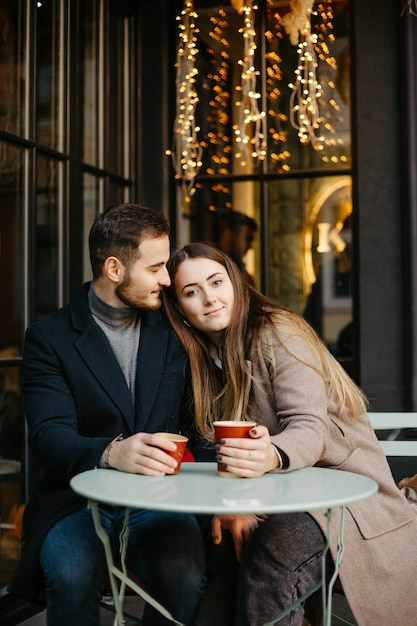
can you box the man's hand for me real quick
[106,432,180,475]
[211,514,267,561]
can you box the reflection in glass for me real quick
[184,2,352,358]
[194,5,264,178]
[0,361,23,588]
[0,1,25,138]
[267,175,352,352]
[81,0,100,167]
[265,1,351,173]
[108,180,127,208]
[0,144,24,351]
[186,180,261,288]
[82,173,100,283]
[36,0,62,150]
[35,156,60,319]
[108,6,128,177]
[0,3,25,587]
[185,1,350,178]
[0,361,22,461]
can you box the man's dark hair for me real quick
[89,203,170,279]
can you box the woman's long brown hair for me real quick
[162,242,367,440]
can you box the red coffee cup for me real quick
[154,433,189,475]
[213,421,257,478]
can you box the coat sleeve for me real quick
[22,324,113,482]
[264,333,335,470]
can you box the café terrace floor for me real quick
[16,592,356,625]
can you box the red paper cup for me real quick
[154,433,189,475]
[213,421,257,478]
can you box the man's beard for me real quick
[115,274,161,311]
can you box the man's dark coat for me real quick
[8,283,189,603]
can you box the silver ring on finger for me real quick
[248,450,253,461]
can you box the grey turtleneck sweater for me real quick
[88,285,141,403]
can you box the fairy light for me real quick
[204,7,232,176]
[313,1,348,164]
[284,0,324,148]
[233,0,266,166]
[168,0,348,186]
[265,3,291,169]
[168,0,202,201]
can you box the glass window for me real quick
[0,141,24,591]
[0,361,23,590]
[35,155,60,320]
[108,179,128,207]
[265,1,350,173]
[268,174,352,354]
[191,1,350,177]
[186,180,261,289]
[192,7,243,178]
[0,146,24,586]
[0,0,139,606]
[107,6,129,177]
[82,172,101,282]
[36,0,63,150]
[80,0,101,167]
[0,0,26,138]
[0,143,25,351]
[176,0,353,360]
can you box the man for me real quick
[8,204,206,626]
[216,210,258,287]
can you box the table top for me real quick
[70,462,377,515]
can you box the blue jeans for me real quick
[40,505,207,626]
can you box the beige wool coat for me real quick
[246,332,417,626]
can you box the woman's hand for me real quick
[215,425,280,478]
[211,514,267,561]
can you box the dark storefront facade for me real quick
[1,0,417,617]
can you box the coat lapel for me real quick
[75,326,136,432]
[134,315,168,432]
[69,283,166,434]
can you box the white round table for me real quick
[71,462,377,626]
[71,462,377,514]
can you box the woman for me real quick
[162,242,417,626]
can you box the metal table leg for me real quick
[88,499,186,626]
[262,506,346,626]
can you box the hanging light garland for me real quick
[265,2,291,171]
[203,7,232,176]
[283,0,324,149]
[313,1,349,165]
[232,0,266,167]
[168,0,347,187]
[169,0,202,202]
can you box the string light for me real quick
[196,7,233,210]
[168,0,348,187]
[313,1,348,164]
[265,3,291,170]
[284,0,324,148]
[233,0,266,166]
[203,7,232,176]
[168,0,202,201]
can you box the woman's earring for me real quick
[183,319,191,327]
